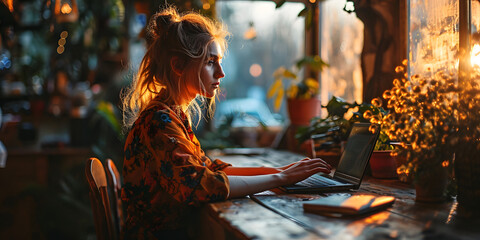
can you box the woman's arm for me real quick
[226,158,331,199]
[222,166,280,176]
[222,161,300,176]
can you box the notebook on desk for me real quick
[302,193,395,216]
[280,123,380,193]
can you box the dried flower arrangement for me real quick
[366,61,480,207]
[365,60,480,180]
[365,63,460,181]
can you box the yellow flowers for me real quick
[365,60,480,180]
[363,60,479,177]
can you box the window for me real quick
[216,0,364,120]
[320,0,364,105]
[216,1,305,119]
[408,0,459,77]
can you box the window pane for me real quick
[216,1,305,119]
[320,0,364,106]
[408,0,458,77]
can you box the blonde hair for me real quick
[122,6,229,129]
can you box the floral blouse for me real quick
[121,97,231,239]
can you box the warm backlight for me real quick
[340,195,395,210]
[61,3,72,14]
[471,44,480,67]
[249,64,262,77]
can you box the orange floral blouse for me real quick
[121,97,231,239]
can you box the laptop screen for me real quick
[335,123,379,180]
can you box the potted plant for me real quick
[296,96,361,153]
[296,96,392,167]
[268,55,328,126]
[363,100,400,179]
[365,65,459,202]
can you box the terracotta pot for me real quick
[369,151,398,179]
[415,166,447,203]
[287,98,321,126]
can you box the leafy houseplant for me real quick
[296,96,391,154]
[268,55,327,110]
[267,56,328,126]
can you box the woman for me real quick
[121,6,331,239]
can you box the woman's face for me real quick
[186,41,225,99]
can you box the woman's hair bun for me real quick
[147,7,180,43]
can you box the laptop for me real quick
[280,123,380,193]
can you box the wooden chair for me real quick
[85,158,116,240]
[105,158,124,236]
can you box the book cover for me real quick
[303,194,395,216]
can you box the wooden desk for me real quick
[202,149,480,240]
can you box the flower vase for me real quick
[287,98,321,126]
[455,144,480,218]
[414,165,448,203]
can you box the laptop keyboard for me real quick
[296,174,340,187]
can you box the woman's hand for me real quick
[276,157,329,172]
[226,157,332,198]
[277,158,331,186]
[275,162,297,172]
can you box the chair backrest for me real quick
[105,158,124,236]
[85,158,116,240]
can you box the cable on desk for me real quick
[249,194,327,239]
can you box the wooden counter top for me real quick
[202,148,480,240]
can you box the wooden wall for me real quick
[352,0,408,102]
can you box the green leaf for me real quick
[296,55,329,72]
[324,96,354,118]
[298,7,308,17]
[275,0,287,8]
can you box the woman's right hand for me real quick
[278,158,331,186]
